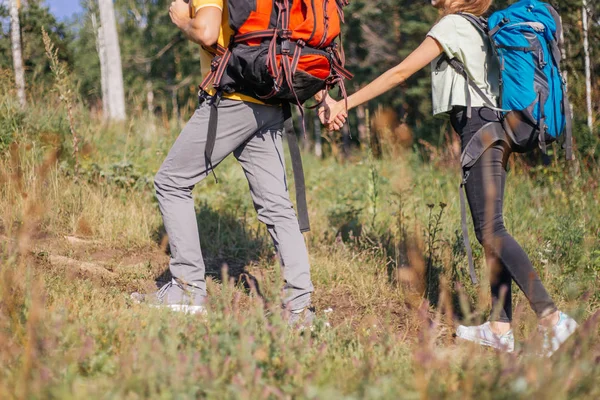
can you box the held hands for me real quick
[317,94,348,131]
[169,0,191,29]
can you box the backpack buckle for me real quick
[280,29,292,40]
[281,40,292,55]
[461,170,471,186]
[211,57,221,71]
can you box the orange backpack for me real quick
[200,0,352,104]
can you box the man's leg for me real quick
[154,99,261,304]
[233,106,314,311]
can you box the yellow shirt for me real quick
[193,0,264,104]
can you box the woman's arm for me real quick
[324,36,444,126]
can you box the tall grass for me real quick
[0,70,599,399]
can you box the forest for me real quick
[1,0,598,153]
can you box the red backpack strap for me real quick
[199,44,229,92]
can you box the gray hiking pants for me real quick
[154,98,313,310]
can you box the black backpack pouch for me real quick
[222,43,331,104]
[502,110,557,154]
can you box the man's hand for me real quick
[317,93,347,131]
[169,0,192,31]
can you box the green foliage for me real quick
[70,0,202,116]
[0,84,25,150]
[3,0,599,153]
[0,3,73,88]
[343,0,441,141]
[82,162,153,190]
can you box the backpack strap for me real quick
[460,121,509,168]
[443,57,507,118]
[537,91,548,154]
[457,12,489,35]
[283,103,310,233]
[204,91,222,183]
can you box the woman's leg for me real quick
[464,143,558,322]
[453,108,577,354]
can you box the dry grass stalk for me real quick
[42,27,80,182]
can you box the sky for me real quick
[45,0,84,21]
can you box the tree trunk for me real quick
[582,1,593,132]
[98,0,126,121]
[356,104,368,150]
[146,61,154,114]
[91,13,109,119]
[171,90,179,121]
[342,121,350,159]
[9,0,26,109]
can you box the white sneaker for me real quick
[131,280,207,315]
[286,307,331,331]
[539,311,578,357]
[456,322,515,353]
[157,304,206,315]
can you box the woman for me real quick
[324,0,577,355]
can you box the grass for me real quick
[1,72,599,399]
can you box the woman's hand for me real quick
[325,101,348,131]
[317,97,347,131]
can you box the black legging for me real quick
[451,107,557,323]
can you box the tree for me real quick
[342,1,440,143]
[9,0,26,108]
[98,0,126,120]
[582,0,593,132]
[91,12,109,116]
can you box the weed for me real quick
[42,27,80,181]
[365,109,381,227]
[424,202,446,303]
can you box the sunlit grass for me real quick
[0,77,599,398]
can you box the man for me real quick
[133,0,338,325]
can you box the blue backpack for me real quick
[444,1,574,284]
[446,0,573,163]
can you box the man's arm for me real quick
[169,0,222,47]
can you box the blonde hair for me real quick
[443,0,493,17]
